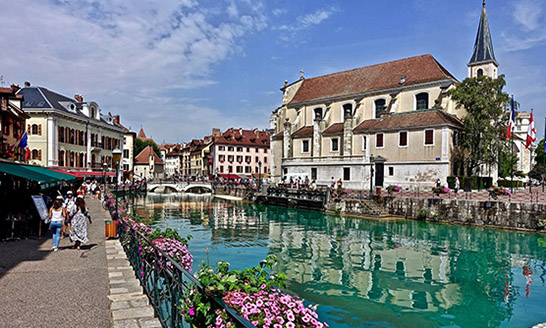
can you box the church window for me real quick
[399,131,408,147]
[331,138,339,152]
[415,93,429,110]
[362,136,367,151]
[343,103,352,119]
[376,133,384,148]
[314,107,323,120]
[302,140,310,153]
[375,99,387,118]
[424,129,434,145]
[477,68,484,77]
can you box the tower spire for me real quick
[469,1,497,65]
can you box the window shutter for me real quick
[38,149,42,161]
[38,124,42,136]
[28,124,31,133]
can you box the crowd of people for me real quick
[46,180,99,252]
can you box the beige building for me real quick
[134,146,164,181]
[114,115,136,180]
[18,83,125,173]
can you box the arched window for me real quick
[343,103,352,119]
[374,99,387,118]
[415,93,429,110]
[90,107,96,118]
[31,124,39,135]
[314,107,323,120]
[31,149,40,160]
[477,68,484,77]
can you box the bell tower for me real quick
[468,1,498,78]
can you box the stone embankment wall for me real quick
[383,197,546,232]
[214,185,253,200]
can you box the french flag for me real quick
[506,97,515,141]
[526,110,536,149]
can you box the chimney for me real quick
[212,128,221,137]
[113,115,120,124]
[74,94,83,102]
[24,81,31,87]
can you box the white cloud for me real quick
[274,6,338,41]
[0,0,268,141]
[513,0,543,30]
[499,0,546,52]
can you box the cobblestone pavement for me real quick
[106,238,161,328]
[0,197,110,328]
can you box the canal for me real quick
[134,193,546,328]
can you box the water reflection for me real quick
[135,194,546,328]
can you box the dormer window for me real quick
[374,99,386,118]
[90,107,96,118]
[343,104,352,119]
[415,93,429,110]
[314,107,323,120]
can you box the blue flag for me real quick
[13,131,28,148]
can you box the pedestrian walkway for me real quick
[106,239,160,328]
[0,197,110,327]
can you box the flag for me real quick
[506,97,515,141]
[13,131,28,149]
[526,111,536,149]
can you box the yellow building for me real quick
[18,83,125,173]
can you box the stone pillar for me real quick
[313,117,321,157]
[47,115,56,167]
[283,119,291,158]
[343,112,353,156]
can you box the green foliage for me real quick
[529,164,545,181]
[497,179,523,188]
[180,255,286,326]
[149,227,192,247]
[430,211,443,222]
[535,139,546,166]
[447,76,511,176]
[416,208,429,220]
[537,219,546,228]
[447,176,492,190]
[134,138,160,158]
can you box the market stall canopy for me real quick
[0,162,64,190]
[66,170,116,178]
[23,165,78,183]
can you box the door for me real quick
[375,163,384,187]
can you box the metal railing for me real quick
[118,220,255,328]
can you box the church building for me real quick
[270,1,509,189]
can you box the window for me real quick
[399,131,408,147]
[220,166,224,173]
[245,156,251,163]
[236,155,243,163]
[343,167,350,181]
[90,107,96,118]
[362,136,367,151]
[311,168,317,179]
[477,68,484,77]
[236,147,243,152]
[228,146,234,151]
[264,149,268,153]
[123,149,129,158]
[264,157,267,163]
[236,166,243,173]
[331,138,339,152]
[255,156,259,162]
[375,99,386,118]
[228,155,234,162]
[59,127,65,143]
[302,140,310,153]
[31,124,40,135]
[58,150,64,166]
[219,146,225,151]
[314,107,323,120]
[32,149,40,160]
[246,147,250,152]
[219,155,225,162]
[424,129,434,145]
[415,93,429,110]
[376,133,384,148]
[389,167,394,176]
[245,166,251,173]
[343,103,352,119]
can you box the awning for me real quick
[251,173,270,179]
[0,162,61,190]
[23,166,78,183]
[219,174,241,180]
[69,170,116,178]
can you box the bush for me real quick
[416,208,429,220]
[497,179,523,188]
[447,176,493,190]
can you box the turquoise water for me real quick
[135,194,546,328]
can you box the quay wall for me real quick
[383,197,546,232]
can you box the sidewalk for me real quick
[0,197,110,328]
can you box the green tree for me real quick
[531,139,546,180]
[134,138,160,158]
[447,76,510,176]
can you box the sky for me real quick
[1,0,546,144]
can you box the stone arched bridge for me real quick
[147,182,213,193]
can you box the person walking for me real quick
[69,198,92,250]
[48,196,67,252]
[454,177,460,194]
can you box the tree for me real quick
[530,139,546,181]
[134,138,160,158]
[447,76,510,176]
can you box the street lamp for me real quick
[369,155,375,198]
[112,148,122,220]
[258,161,262,191]
[102,162,108,195]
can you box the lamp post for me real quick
[102,162,108,192]
[369,155,375,198]
[258,161,262,191]
[112,148,122,220]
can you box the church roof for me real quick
[469,2,497,65]
[353,109,463,133]
[137,128,147,139]
[288,54,456,106]
[135,146,163,165]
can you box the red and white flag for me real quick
[506,97,515,141]
[526,110,536,148]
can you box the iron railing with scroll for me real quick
[118,220,255,328]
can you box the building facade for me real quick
[134,145,164,181]
[0,85,28,162]
[114,115,136,179]
[18,84,125,172]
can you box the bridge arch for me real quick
[149,185,179,193]
[183,184,213,193]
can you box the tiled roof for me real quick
[322,123,344,135]
[353,109,463,132]
[272,131,284,139]
[214,128,270,147]
[292,126,313,138]
[135,146,163,165]
[289,54,456,105]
